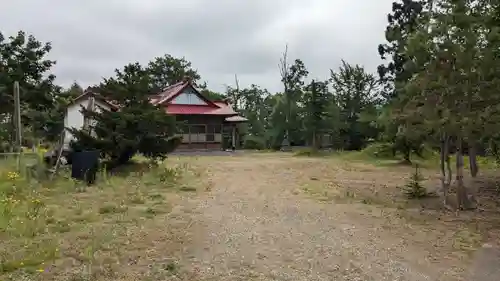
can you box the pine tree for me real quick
[400,0,500,208]
[377,0,429,163]
[69,63,180,166]
[303,80,330,150]
[403,164,427,198]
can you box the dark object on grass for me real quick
[71,150,99,185]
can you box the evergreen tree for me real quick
[69,63,180,165]
[62,82,84,99]
[401,0,500,208]
[303,80,330,150]
[377,0,429,163]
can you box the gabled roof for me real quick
[150,80,216,107]
[67,80,244,118]
[152,80,240,116]
[69,91,119,110]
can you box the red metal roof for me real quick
[66,80,242,117]
[165,104,238,115]
[150,81,188,105]
[153,81,240,116]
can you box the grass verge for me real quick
[0,157,200,280]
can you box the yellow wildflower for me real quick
[6,171,20,180]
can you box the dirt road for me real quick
[172,154,470,280]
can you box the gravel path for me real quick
[174,156,468,281]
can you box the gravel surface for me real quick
[173,156,469,281]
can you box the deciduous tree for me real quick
[147,54,201,91]
[330,61,379,150]
[0,30,59,143]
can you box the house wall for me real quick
[64,98,111,145]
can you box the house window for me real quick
[190,125,206,134]
[206,125,221,142]
[190,125,206,142]
[177,122,189,134]
[206,134,215,142]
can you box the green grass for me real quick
[328,143,500,170]
[0,156,195,280]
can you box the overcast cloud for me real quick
[0,0,393,93]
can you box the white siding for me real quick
[170,88,207,105]
[64,98,111,145]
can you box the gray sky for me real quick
[0,0,393,93]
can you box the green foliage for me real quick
[69,63,180,166]
[398,0,500,175]
[330,61,380,150]
[243,135,266,150]
[147,54,201,91]
[294,147,325,157]
[0,30,62,143]
[226,84,270,137]
[377,0,427,99]
[376,1,430,164]
[362,142,395,159]
[283,59,309,102]
[60,82,84,99]
[200,89,226,101]
[403,165,427,199]
[303,80,330,149]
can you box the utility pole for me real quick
[13,81,22,170]
[233,74,240,150]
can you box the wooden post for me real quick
[13,81,22,170]
[231,124,236,150]
[221,123,224,150]
[82,96,95,133]
[50,131,66,180]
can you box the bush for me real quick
[243,136,266,150]
[294,147,325,157]
[361,142,395,158]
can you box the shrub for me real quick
[243,136,266,150]
[361,142,395,158]
[294,147,324,157]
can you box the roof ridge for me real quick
[161,80,186,92]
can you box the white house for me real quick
[64,92,116,147]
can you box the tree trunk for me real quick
[468,141,479,206]
[440,134,451,207]
[469,142,478,177]
[312,131,317,151]
[403,149,411,164]
[456,138,472,210]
